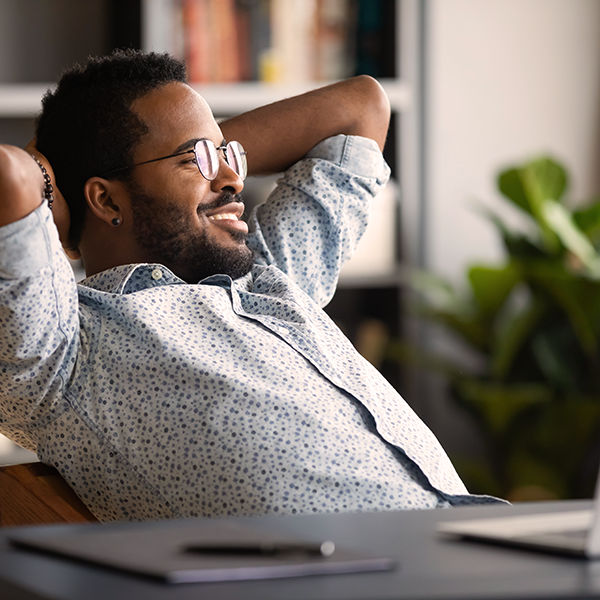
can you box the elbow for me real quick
[350,75,391,152]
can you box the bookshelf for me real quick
[0,80,410,129]
[0,0,422,407]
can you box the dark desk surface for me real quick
[1,499,600,600]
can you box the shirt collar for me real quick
[79,264,253,294]
[79,264,183,294]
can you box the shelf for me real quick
[0,79,411,119]
[198,79,411,115]
[338,265,409,289]
[0,84,54,118]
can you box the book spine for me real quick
[182,0,359,83]
[183,0,211,82]
[209,0,240,82]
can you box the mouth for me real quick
[208,212,241,221]
[206,201,244,220]
[205,201,248,232]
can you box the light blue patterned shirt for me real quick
[0,135,498,521]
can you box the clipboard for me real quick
[10,520,396,584]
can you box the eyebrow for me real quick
[173,138,201,154]
[172,137,228,154]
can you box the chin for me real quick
[177,243,255,284]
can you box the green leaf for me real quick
[525,261,600,356]
[498,168,532,215]
[503,235,548,261]
[406,269,492,351]
[542,199,600,277]
[498,157,568,253]
[475,204,549,260]
[468,262,521,317]
[453,379,552,437]
[491,294,546,379]
[400,153,600,499]
[498,157,567,212]
[573,200,600,244]
[527,157,568,203]
[530,328,582,391]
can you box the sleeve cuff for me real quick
[305,134,390,181]
[0,203,58,279]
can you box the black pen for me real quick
[183,540,336,557]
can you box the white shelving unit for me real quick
[0,79,412,120]
[0,1,424,447]
[3,0,418,279]
[0,0,422,276]
[0,84,52,118]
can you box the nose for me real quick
[210,152,244,195]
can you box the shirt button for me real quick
[151,269,163,281]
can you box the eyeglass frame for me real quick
[100,139,248,181]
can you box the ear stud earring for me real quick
[112,218,122,227]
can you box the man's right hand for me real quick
[0,144,47,227]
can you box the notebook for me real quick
[9,519,396,584]
[437,472,600,558]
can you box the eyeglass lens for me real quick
[194,140,247,181]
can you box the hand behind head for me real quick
[24,139,81,261]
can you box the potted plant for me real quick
[390,156,600,500]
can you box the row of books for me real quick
[165,0,393,84]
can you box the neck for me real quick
[79,216,145,277]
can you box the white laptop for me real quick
[438,473,600,558]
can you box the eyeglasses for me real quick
[101,139,248,181]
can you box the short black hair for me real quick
[35,49,187,247]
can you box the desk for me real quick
[1,500,599,600]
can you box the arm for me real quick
[0,145,45,227]
[0,149,80,451]
[0,143,78,258]
[24,140,79,259]
[247,135,391,305]
[219,75,390,176]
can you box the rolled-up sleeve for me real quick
[0,203,79,450]
[247,135,391,306]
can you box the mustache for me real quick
[198,192,244,214]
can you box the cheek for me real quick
[136,164,207,201]
[152,186,207,219]
[178,179,210,213]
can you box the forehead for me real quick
[131,82,221,160]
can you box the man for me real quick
[0,50,499,522]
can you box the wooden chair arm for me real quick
[0,462,98,527]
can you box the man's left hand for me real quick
[24,139,81,260]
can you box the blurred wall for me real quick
[418,0,600,455]
[425,0,600,284]
[0,0,109,83]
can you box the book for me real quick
[179,0,359,83]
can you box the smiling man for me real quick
[86,83,253,284]
[0,50,501,522]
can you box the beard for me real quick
[127,183,254,283]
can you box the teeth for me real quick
[208,213,238,221]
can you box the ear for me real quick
[84,177,123,226]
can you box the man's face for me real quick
[122,82,253,283]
